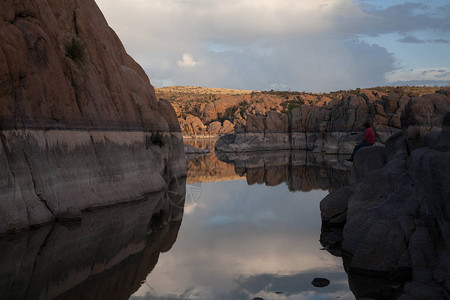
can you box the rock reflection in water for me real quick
[132,179,354,299]
[184,139,244,183]
[216,150,351,192]
[320,222,408,300]
[128,147,354,299]
[0,178,185,300]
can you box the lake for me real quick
[0,140,354,300]
[131,140,354,300]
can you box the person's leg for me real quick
[348,142,372,161]
[349,143,362,161]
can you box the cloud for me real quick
[96,0,450,91]
[127,37,395,92]
[356,2,450,35]
[430,38,449,43]
[397,35,425,43]
[176,53,200,68]
[386,67,450,83]
[130,180,348,299]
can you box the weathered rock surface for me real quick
[215,92,450,154]
[320,108,450,298]
[0,0,186,234]
[159,86,449,151]
[0,129,185,234]
[1,0,179,132]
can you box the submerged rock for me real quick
[311,277,330,287]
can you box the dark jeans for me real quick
[350,142,373,160]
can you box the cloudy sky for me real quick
[95,0,450,92]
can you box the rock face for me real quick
[0,0,186,234]
[158,86,448,145]
[216,92,450,154]
[1,0,179,131]
[320,106,450,298]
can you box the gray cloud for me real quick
[388,80,450,86]
[142,38,395,92]
[398,35,426,43]
[356,2,450,35]
[96,0,450,91]
[430,38,450,43]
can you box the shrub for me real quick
[150,132,164,147]
[65,38,86,64]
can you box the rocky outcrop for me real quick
[0,179,185,300]
[158,86,447,142]
[1,0,179,132]
[0,0,186,234]
[216,92,450,154]
[320,105,450,298]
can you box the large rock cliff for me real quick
[1,0,180,131]
[320,105,450,298]
[0,0,185,234]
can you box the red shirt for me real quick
[363,128,375,144]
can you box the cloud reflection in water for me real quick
[132,179,353,300]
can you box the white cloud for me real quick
[176,53,200,68]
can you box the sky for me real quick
[95,0,450,92]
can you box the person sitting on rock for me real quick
[347,122,375,162]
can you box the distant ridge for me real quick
[156,86,253,95]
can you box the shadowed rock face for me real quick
[320,111,450,299]
[216,150,351,192]
[0,178,185,300]
[0,0,186,233]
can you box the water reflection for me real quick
[132,181,352,300]
[0,142,354,300]
[216,150,350,192]
[130,147,353,299]
[185,139,243,184]
[0,179,185,300]
[185,139,351,192]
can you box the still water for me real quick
[131,142,353,300]
[0,140,353,300]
